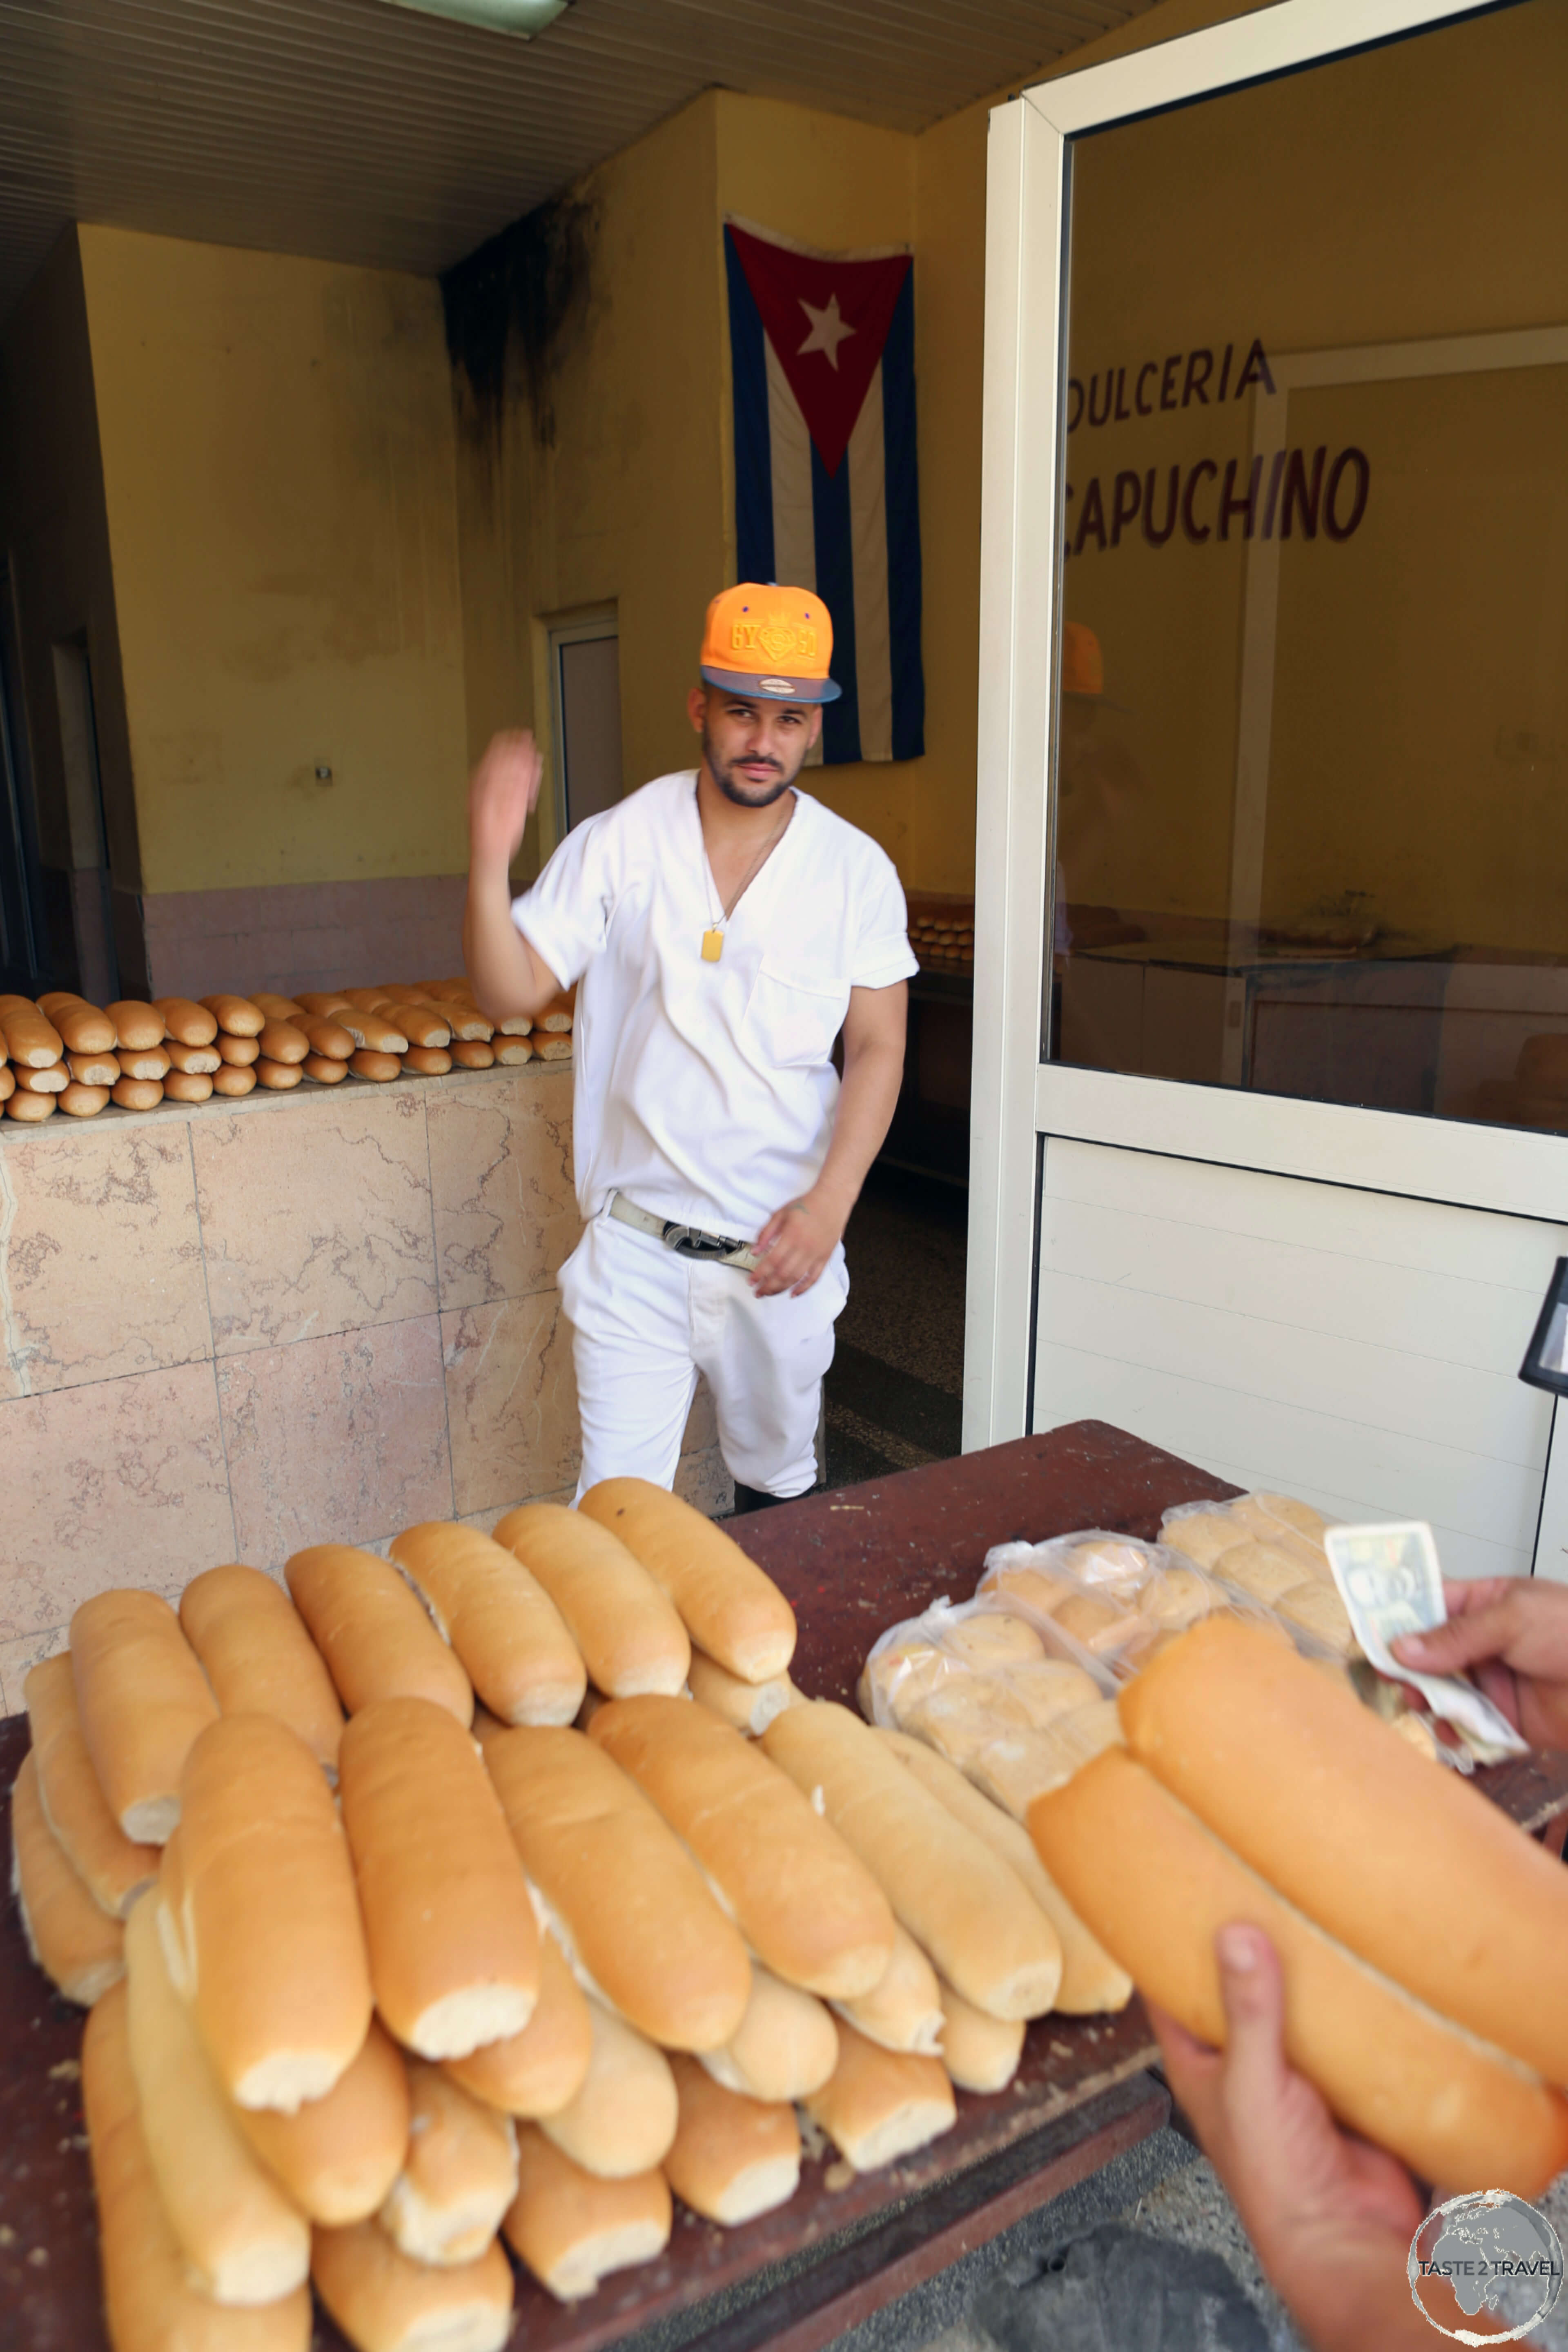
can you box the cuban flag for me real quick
[724,220,925,766]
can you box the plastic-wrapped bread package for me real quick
[976,1535,1235,1674]
[830,1922,944,2055]
[539,1998,680,2178]
[24,1653,158,1917]
[388,1521,587,1726]
[312,2221,513,2352]
[1158,1498,1357,1660]
[10,1752,126,2004]
[805,2018,956,2173]
[337,1696,539,2059]
[504,2127,671,2303]
[579,1477,796,1682]
[285,1544,473,1724]
[179,1564,345,1776]
[232,2018,410,2226]
[490,1501,691,1699]
[70,1588,220,1842]
[688,1648,799,1735]
[443,1931,594,2119]
[699,1965,840,2102]
[663,2053,801,2224]
[379,2060,519,2267]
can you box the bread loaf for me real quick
[285,1543,473,1724]
[13,1058,67,1091]
[444,1930,593,2119]
[494,1038,534,1064]
[4,1085,53,1119]
[111,1074,163,1109]
[180,1563,345,1774]
[116,1043,170,1081]
[579,1478,796,1682]
[253,993,307,1021]
[107,1000,167,1051]
[590,1694,895,1998]
[1,1004,63,1066]
[307,1000,409,1054]
[448,1010,495,1044]
[218,1028,261,1065]
[401,1045,452,1076]
[312,2222,512,2352]
[11,1751,125,2002]
[0,1064,13,1104]
[39,991,117,1054]
[763,1702,1062,2020]
[1120,1617,1568,2082]
[938,1980,1025,2094]
[535,1035,573,1060]
[350,1048,401,1082]
[82,1986,312,2352]
[538,1997,679,2178]
[71,1588,219,1841]
[1210,1539,1306,1606]
[537,989,576,1032]
[257,1018,309,1065]
[124,1893,310,2304]
[232,2017,409,2226]
[155,996,219,1046]
[294,1013,355,1059]
[664,2053,800,2225]
[491,1501,690,1699]
[175,1713,371,2109]
[1031,1748,1568,2197]
[688,1650,797,1735]
[302,1050,347,1083]
[380,2061,519,2267]
[201,994,265,1037]
[481,1724,751,2051]
[166,1038,221,1074]
[59,1080,110,1116]
[388,1522,586,1727]
[165,1068,214,1104]
[832,1922,943,2054]
[254,1057,301,1089]
[504,2128,670,2301]
[338,1696,539,2058]
[24,1653,157,1916]
[805,2019,955,2173]
[213,1065,258,1097]
[451,1040,494,1070]
[699,1964,839,2102]
[387,1002,451,1050]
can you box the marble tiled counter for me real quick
[0,1067,727,1707]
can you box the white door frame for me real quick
[966,0,1559,1457]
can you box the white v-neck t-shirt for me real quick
[512,772,918,1237]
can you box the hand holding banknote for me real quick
[1394,1579,1568,1754]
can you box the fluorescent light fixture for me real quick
[379,0,568,33]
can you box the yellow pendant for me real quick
[702,929,724,962]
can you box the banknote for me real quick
[1324,1521,1528,1762]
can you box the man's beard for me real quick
[703,725,800,809]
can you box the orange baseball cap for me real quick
[700,583,842,704]
[1061,621,1104,697]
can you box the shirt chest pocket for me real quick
[747,962,851,1070]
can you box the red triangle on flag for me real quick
[728,224,911,479]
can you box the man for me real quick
[463,584,915,1509]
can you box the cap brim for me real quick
[701,664,841,705]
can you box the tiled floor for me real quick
[826,1167,968,1487]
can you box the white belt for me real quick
[608,1190,761,1272]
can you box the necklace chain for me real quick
[701,789,794,933]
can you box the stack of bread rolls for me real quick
[1157,1491,1358,1659]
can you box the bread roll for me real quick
[117,1043,170,1081]
[688,1650,797,1735]
[294,1013,354,1059]
[299,1051,345,1083]
[71,1587,219,1841]
[124,1893,310,2304]
[1122,1618,1568,2082]
[1211,1538,1307,1606]
[0,1064,13,1103]
[1275,1580,1356,1655]
[579,1477,795,1682]
[664,2053,799,2224]
[535,1035,573,1060]
[179,1563,345,1774]
[444,1931,593,2118]
[1008,1659,1104,1728]
[943,1614,1045,1670]
[155,996,219,1046]
[233,2017,409,2226]
[107,1000,167,1051]
[312,2223,512,2352]
[591,1693,894,1998]
[58,1080,110,1116]
[389,1522,585,1727]
[2,1005,63,1065]
[806,2019,955,2173]
[201,994,265,1038]
[64,1044,118,1086]
[494,1038,534,1065]
[401,1045,452,1076]
[1032,1748,1568,2197]
[24,1652,157,1916]
[39,991,117,1053]
[353,993,449,1050]
[493,1011,533,1037]
[176,1713,372,2109]
[218,1028,262,1065]
[253,993,306,1021]
[255,1018,307,1065]
[13,1054,68,1091]
[832,1922,943,2054]
[481,1724,751,2051]
[447,1039,492,1070]
[980,1563,1078,1619]
[763,1702,1062,2020]
[1051,1592,1142,1652]
[165,1068,214,1105]
[111,1075,163,1110]
[255,1057,301,1089]
[938,1981,1025,2094]
[322,1004,410,1054]
[1159,1509,1241,1571]
[166,1038,221,1074]
[381,2061,519,2266]
[539,1997,679,2178]
[286,1543,473,1724]
[905,1678,1033,1761]
[967,1726,1078,1816]
[11,1751,125,2002]
[537,990,575,1033]
[492,1499,692,1699]
[699,1964,839,2102]
[82,1986,312,2352]
[4,1085,53,1119]
[505,2128,670,2302]
[350,1047,401,1082]
[213,1065,258,1097]
[1234,1490,1331,1545]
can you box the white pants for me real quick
[558,1211,846,1499]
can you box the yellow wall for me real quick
[78,225,469,895]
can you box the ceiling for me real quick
[0,0,1158,320]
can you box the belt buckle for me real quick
[662,1221,736,1262]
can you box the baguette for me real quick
[293,1013,355,1059]
[1119,1617,1568,2082]
[155,995,219,1046]
[253,993,307,1022]
[1,1005,63,1066]
[117,1043,170,1080]
[494,1038,534,1064]
[380,1001,451,1050]
[254,1057,301,1089]
[71,1587,219,1842]
[590,1695,895,1998]
[535,1035,573,1060]
[312,2223,512,2352]
[180,1563,345,1775]
[805,2018,955,2173]
[124,1893,310,2305]
[831,1922,943,2055]
[339,1696,539,2058]
[875,1728,1131,2014]
[39,991,117,1053]
[350,1048,401,1082]
[166,1038,222,1074]
[401,1045,452,1076]
[389,1522,586,1726]
[59,1080,110,1116]
[214,1065,258,1097]
[448,1011,495,1045]
[538,1997,679,2178]
[286,1543,473,1724]
[4,1086,53,1119]
[11,1751,125,2003]
[699,1964,839,2102]
[1031,1748,1568,2197]
[107,1000,167,1051]
[232,2017,410,2226]
[313,1002,410,1054]
[381,2060,519,2267]
[451,1040,494,1070]
[688,1649,797,1735]
[493,1011,533,1037]
[175,1713,372,2109]
[492,1501,690,1699]
[537,989,576,1033]
[938,1981,1025,2094]
[481,1724,751,2051]
[763,1702,1062,2020]
[504,2128,670,2301]
[82,1986,312,2352]
[664,2053,800,2225]
[13,1058,67,1091]
[24,1652,157,1916]
[201,994,265,1037]
[257,1018,309,1065]
[443,1931,593,2118]
[579,1477,795,1682]
[165,1068,214,1105]
[112,1076,163,1110]
[218,1029,261,1065]
[303,1051,348,1083]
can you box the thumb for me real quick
[1214,1924,1291,2121]
[1393,1602,1515,1674]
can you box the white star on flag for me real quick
[797,291,856,371]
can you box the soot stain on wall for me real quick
[441,194,596,456]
